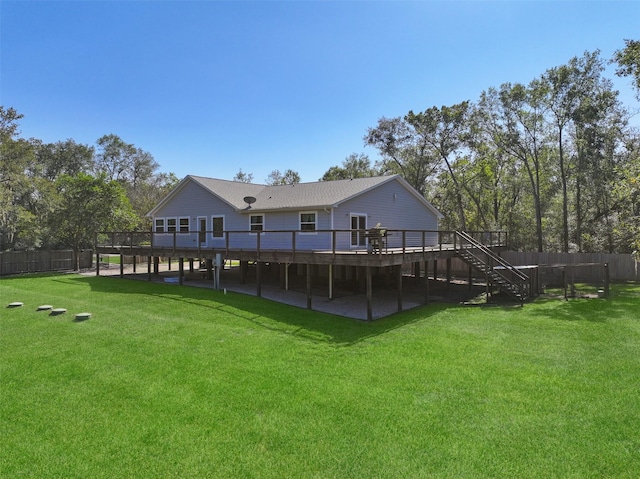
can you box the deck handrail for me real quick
[96,229,508,257]
[456,230,528,300]
[456,231,527,281]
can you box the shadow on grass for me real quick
[52,275,453,346]
[525,283,640,322]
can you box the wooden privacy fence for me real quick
[501,252,639,283]
[0,250,93,276]
[435,252,638,283]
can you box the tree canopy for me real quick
[358,47,639,253]
[0,114,176,253]
[2,40,639,256]
[614,39,640,99]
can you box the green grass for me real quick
[2,274,639,478]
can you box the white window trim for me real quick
[166,217,178,233]
[350,212,368,248]
[211,215,225,240]
[249,214,265,235]
[197,216,208,247]
[178,216,190,234]
[154,217,166,234]
[299,210,318,235]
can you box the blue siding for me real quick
[151,176,439,251]
[333,178,439,250]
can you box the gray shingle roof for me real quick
[189,175,398,211]
[148,173,442,219]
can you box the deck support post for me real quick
[154,257,160,275]
[285,263,290,290]
[147,256,152,281]
[604,263,610,298]
[206,258,213,280]
[189,258,194,273]
[413,262,420,284]
[397,264,403,313]
[168,257,171,271]
[424,260,429,303]
[256,261,262,298]
[214,254,222,290]
[306,264,312,309]
[96,252,100,276]
[119,254,124,278]
[433,260,438,280]
[179,257,184,285]
[240,261,248,284]
[486,271,491,301]
[328,264,334,300]
[133,255,137,273]
[468,264,473,290]
[366,265,373,321]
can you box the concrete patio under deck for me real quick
[92,261,485,321]
[95,229,509,320]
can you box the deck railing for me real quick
[97,229,508,258]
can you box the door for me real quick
[350,214,367,248]
[198,217,207,247]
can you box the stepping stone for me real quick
[37,305,53,311]
[8,302,24,308]
[75,312,91,321]
[50,308,67,315]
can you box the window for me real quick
[300,212,316,232]
[155,218,165,233]
[212,216,224,238]
[250,215,264,232]
[179,217,190,233]
[167,218,177,233]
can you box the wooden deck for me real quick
[96,229,507,267]
[95,229,509,320]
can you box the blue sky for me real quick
[2,1,638,184]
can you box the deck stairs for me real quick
[455,231,530,303]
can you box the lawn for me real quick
[2,274,639,478]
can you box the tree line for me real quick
[0,111,178,253]
[1,41,638,256]
[324,44,640,255]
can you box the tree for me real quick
[265,169,300,185]
[94,134,158,185]
[405,102,474,229]
[477,83,552,251]
[48,173,137,269]
[613,39,640,99]
[127,172,180,230]
[540,51,613,251]
[364,116,439,196]
[233,169,254,183]
[94,134,136,182]
[0,107,39,249]
[611,136,640,257]
[35,139,94,181]
[320,153,377,181]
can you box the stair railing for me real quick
[455,231,529,301]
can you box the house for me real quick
[97,174,522,319]
[147,174,443,251]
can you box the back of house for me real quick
[147,174,443,251]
